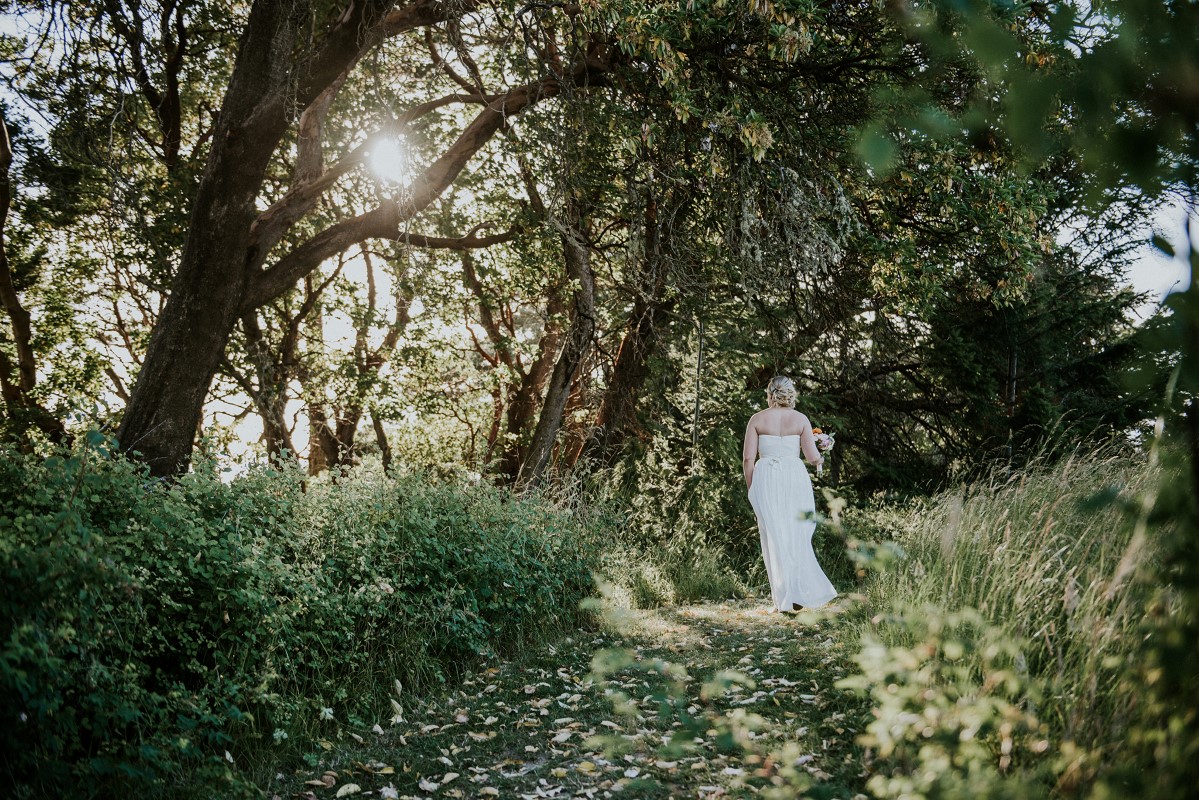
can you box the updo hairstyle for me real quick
[766,375,797,408]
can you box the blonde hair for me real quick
[766,376,797,408]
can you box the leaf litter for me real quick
[283,598,868,799]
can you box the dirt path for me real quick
[284,599,868,800]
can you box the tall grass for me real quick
[848,444,1170,795]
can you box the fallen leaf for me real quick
[335,785,361,797]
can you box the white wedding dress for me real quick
[748,434,838,611]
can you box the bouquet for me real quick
[812,427,835,476]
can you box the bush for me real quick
[0,437,598,796]
[840,608,1053,800]
[842,445,1175,797]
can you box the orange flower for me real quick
[812,427,822,434]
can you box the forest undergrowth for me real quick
[282,443,1179,800]
[1,439,1186,799]
[0,439,599,798]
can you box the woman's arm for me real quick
[799,415,824,466]
[742,419,758,487]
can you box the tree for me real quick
[0,112,60,441]
[0,104,102,444]
[3,0,612,474]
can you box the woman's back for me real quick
[749,407,809,438]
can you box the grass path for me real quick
[282,599,869,800]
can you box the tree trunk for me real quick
[517,208,595,487]
[308,402,333,476]
[578,194,671,464]
[240,313,297,461]
[116,0,332,473]
[372,413,393,472]
[498,291,565,479]
[331,408,363,469]
[585,295,668,459]
[307,401,363,474]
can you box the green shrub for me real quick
[843,445,1175,796]
[839,608,1053,799]
[0,438,598,796]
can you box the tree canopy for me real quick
[0,0,1182,492]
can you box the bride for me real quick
[742,376,838,612]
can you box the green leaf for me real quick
[1151,234,1176,258]
[856,126,897,174]
[1004,74,1056,162]
[963,17,1019,69]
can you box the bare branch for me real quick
[462,249,515,368]
[398,226,519,250]
[0,112,65,441]
[425,26,479,94]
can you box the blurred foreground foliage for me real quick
[848,0,1199,796]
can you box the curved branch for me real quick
[425,27,479,94]
[380,0,464,37]
[397,226,519,250]
[247,79,562,308]
[250,92,489,265]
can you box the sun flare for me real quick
[368,135,409,185]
